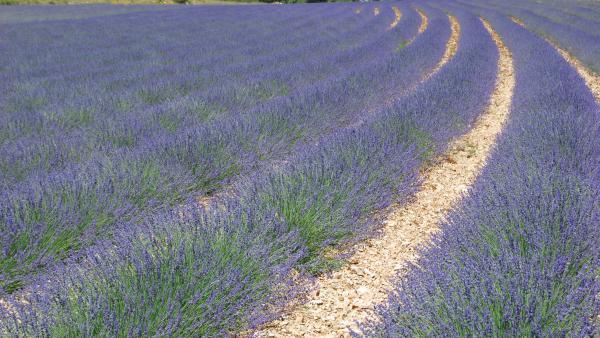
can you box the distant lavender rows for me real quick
[459,0,600,73]
[0,4,179,24]
[364,2,599,336]
[0,6,367,157]
[0,6,377,185]
[483,0,600,34]
[0,3,437,294]
[1,2,503,335]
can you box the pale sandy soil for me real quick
[387,6,402,30]
[416,8,428,35]
[510,16,599,104]
[426,14,459,78]
[253,18,514,338]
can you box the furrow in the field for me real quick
[457,0,600,73]
[509,16,600,104]
[387,6,402,30]
[425,14,460,79]
[417,7,429,34]
[254,11,512,338]
[404,10,458,92]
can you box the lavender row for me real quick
[0,4,423,292]
[0,5,363,286]
[0,3,502,335]
[364,4,599,336]
[0,4,398,194]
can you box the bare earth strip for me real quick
[425,14,459,79]
[254,18,514,338]
[510,16,600,104]
[416,8,428,35]
[387,6,402,30]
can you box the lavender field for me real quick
[0,0,598,336]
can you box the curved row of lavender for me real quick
[0,3,502,335]
[460,0,600,73]
[363,3,599,336]
[1,3,431,292]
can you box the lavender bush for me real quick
[2,204,304,336]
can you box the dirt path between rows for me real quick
[387,6,402,30]
[416,8,428,35]
[510,16,599,104]
[254,18,514,338]
[426,13,459,79]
